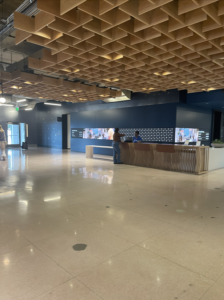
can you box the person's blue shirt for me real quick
[133,136,142,143]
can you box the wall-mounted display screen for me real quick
[198,130,210,141]
[71,128,114,140]
[175,128,199,143]
[72,128,174,143]
[71,128,84,138]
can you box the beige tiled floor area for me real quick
[0,147,224,299]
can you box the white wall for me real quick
[209,148,224,171]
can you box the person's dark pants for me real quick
[113,142,121,163]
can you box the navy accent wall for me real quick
[176,104,213,146]
[0,107,37,144]
[35,89,213,150]
[187,89,224,111]
[36,103,74,148]
[36,89,181,149]
[70,103,177,154]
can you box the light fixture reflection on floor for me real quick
[44,103,61,106]
[0,190,15,196]
[19,200,28,206]
[44,196,61,202]
[0,97,6,103]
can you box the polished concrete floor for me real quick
[0,147,224,299]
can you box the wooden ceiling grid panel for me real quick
[0,71,121,102]
[9,0,224,100]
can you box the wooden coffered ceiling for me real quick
[0,70,122,103]
[11,0,224,97]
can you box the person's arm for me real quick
[118,133,125,137]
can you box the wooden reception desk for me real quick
[120,143,209,175]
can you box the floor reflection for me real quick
[72,167,114,184]
[7,148,27,171]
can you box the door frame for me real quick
[7,122,21,147]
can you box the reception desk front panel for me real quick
[120,143,209,175]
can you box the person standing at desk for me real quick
[113,128,125,164]
[133,131,142,143]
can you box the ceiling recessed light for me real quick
[24,81,32,85]
[154,72,161,76]
[44,103,61,106]
[11,86,22,89]
[25,108,32,110]
[63,94,68,96]
[73,69,80,73]
[17,99,26,102]
[104,78,119,82]
[162,71,172,76]
[71,90,77,92]
[188,81,196,84]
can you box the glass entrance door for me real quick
[7,123,20,146]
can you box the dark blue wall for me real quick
[36,103,75,148]
[0,106,37,144]
[176,104,213,146]
[36,89,181,149]
[35,89,213,151]
[187,89,224,111]
[70,104,177,154]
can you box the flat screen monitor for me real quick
[71,128,114,140]
[175,128,199,143]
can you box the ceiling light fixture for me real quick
[0,104,13,106]
[74,69,80,73]
[104,78,119,82]
[44,103,61,106]
[162,71,172,76]
[24,81,32,85]
[100,94,109,97]
[25,108,33,110]
[202,88,216,92]
[142,88,155,91]
[181,81,197,85]
[71,90,77,92]
[11,86,22,89]
[17,99,26,102]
